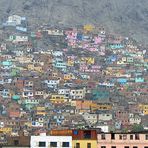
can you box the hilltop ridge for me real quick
[0,0,148,44]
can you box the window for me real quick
[39,142,46,147]
[119,135,122,140]
[111,146,116,148]
[50,142,57,147]
[111,133,115,140]
[135,134,140,140]
[124,147,129,148]
[73,130,78,135]
[133,147,138,148]
[101,134,106,140]
[101,146,106,148]
[62,142,69,147]
[145,134,148,140]
[84,130,91,139]
[76,143,80,148]
[130,135,133,140]
[14,140,19,146]
[87,143,91,148]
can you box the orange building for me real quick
[9,111,20,118]
[72,100,112,111]
[75,100,93,110]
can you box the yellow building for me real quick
[64,73,74,81]
[0,128,12,134]
[72,130,97,148]
[36,107,46,116]
[50,94,66,104]
[81,57,95,64]
[24,121,32,127]
[72,140,97,148]
[34,66,43,73]
[83,24,94,32]
[27,64,34,70]
[28,64,43,73]
[67,59,74,66]
[64,74,71,81]
[139,104,148,115]
[91,103,112,111]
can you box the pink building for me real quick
[97,133,148,148]
[115,110,130,127]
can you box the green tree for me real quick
[131,124,144,132]
[122,128,128,133]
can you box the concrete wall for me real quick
[31,135,72,148]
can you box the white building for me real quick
[83,112,98,125]
[22,91,34,98]
[7,15,22,25]
[52,51,63,57]
[9,35,28,43]
[31,121,44,127]
[44,80,59,88]
[31,135,72,148]
[98,113,113,121]
[96,125,109,133]
[70,88,86,99]
[46,29,64,36]
[129,113,141,125]
[0,121,4,128]
[58,88,70,99]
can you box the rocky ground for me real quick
[0,0,148,45]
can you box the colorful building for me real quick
[50,94,66,104]
[139,104,148,115]
[97,132,148,148]
[49,129,97,148]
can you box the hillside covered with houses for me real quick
[0,14,147,146]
